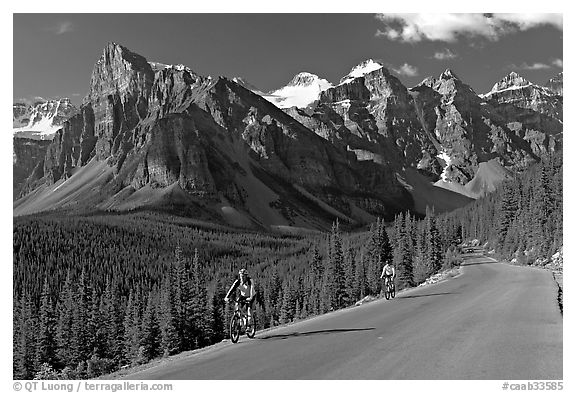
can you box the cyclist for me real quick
[380,259,395,291]
[224,268,256,326]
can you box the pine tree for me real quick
[309,246,323,314]
[36,279,57,369]
[343,244,356,305]
[89,286,105,358]
[56,271,75,369]
[13,295,21,378]
[173,243,195,351]
[140,293,161,362]
[191,248,208,348]
[98,279,121,364]
[413,227,428,285]
[279,282,295,324]
[325,221,346,310]
[394,213,414,289]
[71,270,91,366]
[353,251,368,300]
[208,281,225,344]
[423,207,443,275]
[159,280,180,356]
[496,181,518,251]
[122,291,142,365]
[14,293,38,379]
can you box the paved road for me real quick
[123,252,562,379]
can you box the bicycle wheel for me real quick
[229,314,241,343]
[384,285,390,300]
[390,283,396,299]
[246,315,256,338]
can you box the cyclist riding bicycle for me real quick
[224,268,256,326]
[380,259,395,289]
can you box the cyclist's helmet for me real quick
[239,268,248,276]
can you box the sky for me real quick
[13,12,563,106]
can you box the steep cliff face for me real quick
[478,71,562,163]
[85,42,155,159]
[410,69,549,184]
[13,138,51,199]
[35,43,154,185]
[316,64,432,171]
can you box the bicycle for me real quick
[384,277,396,300]
[228,298,256,343]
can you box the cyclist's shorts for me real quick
[237,296,255,307]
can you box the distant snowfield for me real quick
[264,73,333,109]
[13,115,62,138]
[339,59,383,85]
[232,60,385,109]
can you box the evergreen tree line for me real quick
[445,151,563,263]
[14,210,463,379]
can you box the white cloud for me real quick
[552,58,563,68]
[522,63,551,70]
[494,14,562,30]
[375,13,562,43]
[390,63,419,77]
[510,62,551,71]
[433,49,458,60]
[55,21,73,35]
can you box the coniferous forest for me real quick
[13,152,562,379]
[448,151,563,263]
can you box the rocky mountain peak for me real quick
[287,72,325,87]
[86,42,154,102]
[425,69,479,98]
[264,72,332,109]
[489,71,532,94]
[231,77,267,97]
[339,59,384,84]
[439,68,460,80]
[545,72,563,96]
[232,76,255,89]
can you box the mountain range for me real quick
[13,43,562,230]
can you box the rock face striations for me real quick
[13,138,51,199]
[14,44,563,228]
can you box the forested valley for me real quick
[13,152,562,379]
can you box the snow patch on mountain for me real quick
[480,71,547,98]
[13,98,78,139]
[339,59,383,85]
[436,150,452,181]
[265,72,333,109]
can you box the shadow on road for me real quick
[396,292,456,300]
[257,328,375,341]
